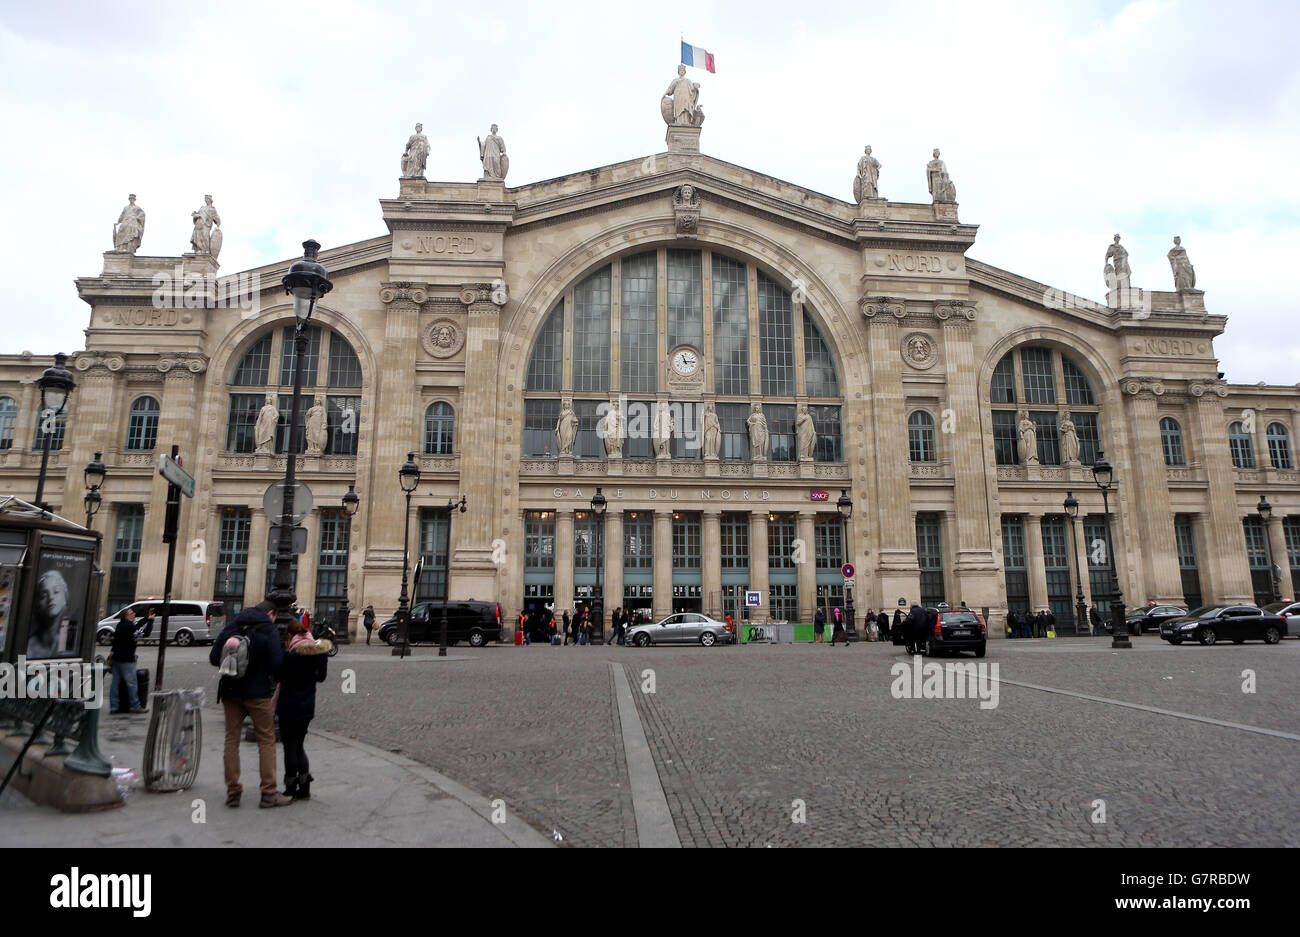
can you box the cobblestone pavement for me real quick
[157,637,1300,847]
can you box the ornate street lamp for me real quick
[836,488,854,635]
[1257,494,1277,604]
[394,453,420,658]
[268,241,332,635]
[438,495,467,657]
[590,487,607,643]
[338,484,360,642]
[83,451,106,528]
[1063,491,1089,636]
[34,352,75,512]
[1091,451,1130,648]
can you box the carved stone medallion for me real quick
[902,332,937,370]
[422,318,465,358]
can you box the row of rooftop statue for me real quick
[107,62,1198,295]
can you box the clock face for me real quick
[672,349,698,376]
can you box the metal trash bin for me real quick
[143,688,204,792]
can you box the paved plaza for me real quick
[9,636,1293,848]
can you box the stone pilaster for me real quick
[554,510,575,617]
[749,511,770,620]
[866,317,919,603]
[653,510,672,620]
[1122,388,1184,603]
[1191,393,1253,603]
[1266,514,1290,599]
[297,508,320,611]
[702,508,722,618]
[455,285,504,600]
[247,509,269,606]
[65,363,119,529]
[137,364,203,596]
[1025,514,1048,614]
[796,511,816,622]
[604,510,623,618]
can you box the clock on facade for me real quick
[671,348,699,376]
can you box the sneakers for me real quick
[259,792,294,808]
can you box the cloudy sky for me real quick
[2,0,1296,384]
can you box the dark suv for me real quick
[924,605,987,657]
[378,601,502,647]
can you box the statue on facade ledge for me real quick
[747,403,769,461]
[601,399,624,457]
[1018,410,1039,466]
[926,148,956,202]
[796,405,817,460]
[1168,236,1196,291]
[556,399,578,457]
[853,146,881,203]
[661,65,704,126]
[1059,412,1080,464]
[653,400,675,458]
[112,194,145,253]
[702,404,721,460]
[190,194,222,259]
[1104,234,1131,291]
[255,395,279,455]
[401,123,429,178]
[477,124,508,180]
[304,396,327,457]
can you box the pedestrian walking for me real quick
[562,609,572,645]
[1007,610,1018,639]
[362,605,375,645]
[278,616,330,800]
[878,608,890,643]
[1047,609,1056,637]
[109,607,146,714]
[814,606,826,643]
[904,600,927,655]
[1035,608,1048,639]
[830,606,847,645]
[893,601,906,646]
[210,600,291,808]
[578,607,590,645]
[1089,604,1102,636]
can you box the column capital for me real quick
[379,281,428,307]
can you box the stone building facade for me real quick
[2,111,1298,637]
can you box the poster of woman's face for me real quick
[27,548,91,659]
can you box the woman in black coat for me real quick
[277,619,331,800]
[877,610,890,642]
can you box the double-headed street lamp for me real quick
[590,487,607,642]
[83,451,106,528]
[339,484,360,642]
[438,495,467,657]
[34,353,76,513]
[836,488,854,633]
[268,241,333,634]
[1063,491,1089,636]
[1257,494,1278,604]
[394,453,420,658]
[1091,451,1130,649]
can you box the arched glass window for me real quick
[1229,421,1255,469]
[0,396,16,450]
[908,410,936,463]
[527,302,563,391]
[1267,422,1293,470]
[125,396,160,451]
[1160,417,1185,467]
[990,354,1015,404]
[990,347,1100,467]
[424,402,455,455]
[621,254,657,394]
[573,268,611,392]
[803,312,839,397]
[226,325,363,454]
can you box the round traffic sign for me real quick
[841,563,855,579]
[263,480,313,525]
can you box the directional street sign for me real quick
[268,524,308,555]
[158,453,195,498]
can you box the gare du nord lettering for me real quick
[550,487,774,503]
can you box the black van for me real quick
[377,601,502,647]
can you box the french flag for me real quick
[681,40,716,73]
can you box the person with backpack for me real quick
[209,600,290,809]
[362,605,375,644]
[278,616,331,800]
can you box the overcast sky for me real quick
[1,0,1296,384]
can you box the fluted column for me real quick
[1123,388,1183,603]
[1025,514,1048,614]
[604,510,623,620]
[455,285,504,599]
[797,511,816,622]
[1266,513,1290,601]
[1191,393,1253,602]
[653,510,672,620]
[865,316,919,602]
[749,510,770,620]
[247,509,269,607]
[554,510,575,617]
[702,508,722,618]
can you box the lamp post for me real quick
[338,484,359,642]
[268,240,332,635]
[394,452,420,658]
[1091,451,1130,649]
[1257,494,1277,604]
[34,352,75,512]
[836,488,854,635]
[590,487,607,643]
[1063,491,1089,636]
[83,451,106,529]
[439,495,467,657]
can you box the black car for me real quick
[923,605,987,657]
[1120,604,1188,635]
[378,601,502,647]
[1158,605,1287,646]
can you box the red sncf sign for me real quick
[810,489,829,502]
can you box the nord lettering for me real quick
[417,235,477,254]
[887,253,945,274]
[1144,338,1196,357]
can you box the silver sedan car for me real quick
[625,612,736,647]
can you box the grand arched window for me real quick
[1267,422,1292,470]
[0,396,16,450]
[908,410,936,462]
[522,248,844,463]
[1160,417,1185,467]
[225,324,363,454]
[424,402,455,455]
[988,346,1101,466]
[125,396,160,451]
[1228,421,1254,469]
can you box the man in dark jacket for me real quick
[892,602,906,646]
[362,605,375,644]
[1007,610,1018,639]
[1089,604,1102,636]
[877,609,890,642]
[109,607,146,714]
[209,601,289,808]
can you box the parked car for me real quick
[96,600,225,647]
[378,600,502,647]
[924,604,987,657]
[1261,600,1300,638]
[626,612,735,647]
[1158,605,1287,646]
[1120,604,1188,635]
